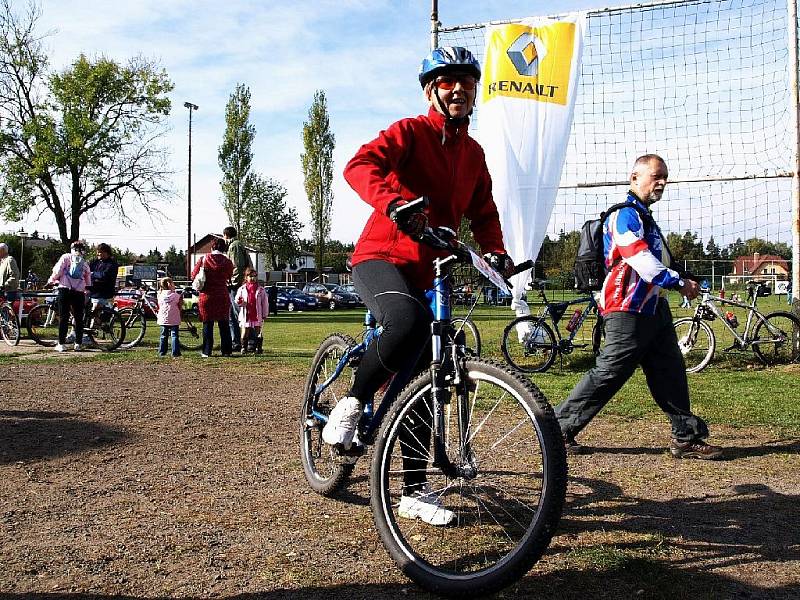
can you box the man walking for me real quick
[557,154,722,460]
[0,243,21,301]
[223,227,252,351]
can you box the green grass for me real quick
[8,295,799,433]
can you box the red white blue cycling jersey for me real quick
[600,192,682,316]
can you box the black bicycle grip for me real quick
[510,260,534,277]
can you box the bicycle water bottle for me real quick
[725,311,739,328]
[565,308,582,332]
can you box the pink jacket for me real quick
[156,290,182,326]
[234,284,269,326]
[48,253,91,292]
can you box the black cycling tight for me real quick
[350,260,432,403]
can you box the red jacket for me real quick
[192,252,234,322]
[344,107,506,290]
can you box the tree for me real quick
[301,90,335,281]
[0,1,174,244]
[241,174,302,269]
[163,245,186,276]
[218,83,255,235]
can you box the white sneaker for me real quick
[399,484,455,526]
[73,343,83,352]
[54,343,66,353]
[321,396,362,449]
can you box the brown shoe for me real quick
[564,434,585,455]
[670,439,723,460]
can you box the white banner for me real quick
[478,14,586,319]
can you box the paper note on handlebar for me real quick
[469,249,510,295]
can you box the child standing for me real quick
[234,267,269,354]
[156,277,182,357]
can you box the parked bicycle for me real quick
[0,292,20,346]
[27,292,126,351]
[501,279,603,373]
[300,226,565,598]
[674,281,800,372]
[116,282,202,351]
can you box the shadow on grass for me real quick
[0,410,128,464]
[556,475,800,597]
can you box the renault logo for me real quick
[507,31,548,77]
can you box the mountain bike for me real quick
[674,281,800,373]
[116,283,202,351]
[27,292,126,351]
[0,292,21,346]
[501,279,603,373]
[300,226,565,598]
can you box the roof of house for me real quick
[732,254,789,275]
[188,233,257,254]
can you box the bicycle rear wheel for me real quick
[752,311,800,366]
[300,333,357,496]
[26,303,60,347]
[370,359,566,597]
[501,315,557,372]
[674,317,715,373]
[179,310,203,351]
[117,308,146,349]
[0,305,20,346]
[451,317,481,357]
[85,309,125,351]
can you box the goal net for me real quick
[439,0,793,255]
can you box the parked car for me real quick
[180,287,200,315]
[114,287,159,317]
[301,282,361,310]
[336,283,365,306]
[276,287,319,312]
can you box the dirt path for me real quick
[1,360,798,599]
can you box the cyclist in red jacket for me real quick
[323,47,513,526]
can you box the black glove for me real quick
[388,199,428,238]
[484,252,515,278]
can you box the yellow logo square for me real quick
[481,22,576,106]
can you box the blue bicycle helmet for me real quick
[419,46,481,88]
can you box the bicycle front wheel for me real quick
[85,310,125,351]
[501,315,557,372]
[0,305,20,346]
[117,308,146,349]
[674,317,715,373]
[451,317,481,357]
[752,311,800,366]
[300,333,357,496]
[179,310,203,351]
[370,359,566,597]
[26,303,60,347]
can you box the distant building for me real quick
[727,252,789,285]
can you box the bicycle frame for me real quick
[537,285,598,350]
[692,290,767,349]
[310,250,472,478]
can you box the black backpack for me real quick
[574,202,655,292]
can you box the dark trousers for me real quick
[57,288,85,345]
[159,325,181,357]
[352,260,433,492]
[229,290,241,348]
[556,298,709,443]
[202,320,232,356]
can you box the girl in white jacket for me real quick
[234,267,269,353]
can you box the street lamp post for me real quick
[18,229,29,322]
[184,101,199,279]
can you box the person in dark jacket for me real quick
[192,237,234,357]
[88,243,119,307]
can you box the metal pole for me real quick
[183,102,198,279]
[431,0,439,50]
[790,0,800,306]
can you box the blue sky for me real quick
[6,0,601,253]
